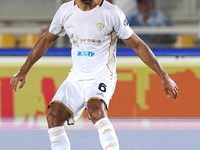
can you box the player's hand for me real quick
[161,76,178,99]
[10,71,27,92]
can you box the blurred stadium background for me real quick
[0,0,200,149]
[0,0,200,48]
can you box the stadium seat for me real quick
[19,34,40,48]
[0,34,17,48]
[173,35,195,48]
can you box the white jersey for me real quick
[49,0,133,80]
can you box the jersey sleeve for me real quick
[49,4,66,36]
[112,6,133,40]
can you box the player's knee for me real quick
[47,102,71,128]
[88,100,107,124]
[46,111,64,128]
[46,112,57,128]
[89,110,105,124]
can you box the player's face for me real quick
[81,0,94,4]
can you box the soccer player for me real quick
[10,0,178,149]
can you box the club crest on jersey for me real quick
[97,23,105,31]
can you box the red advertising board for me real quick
[1,59,200,118]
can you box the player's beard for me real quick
[81,0,94,4]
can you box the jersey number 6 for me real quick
[98,83,107,92]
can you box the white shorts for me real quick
[49,76,116,125]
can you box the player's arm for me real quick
[123,33,178,99]
[10,31,59,92]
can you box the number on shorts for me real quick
[98,83,107,92]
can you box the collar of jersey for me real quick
[74,0,104,7]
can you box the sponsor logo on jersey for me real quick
[80,39,101,43]
[70,34,101,46]
[69,33,74,38]
[97,23,105,31]
[70,33,79,47]
[77,51,95,57]
[96,92,105,97]
[124,18,129,26]
[67,24,73,28]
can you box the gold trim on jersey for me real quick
[56,26,64,36]
[75,0,104,6]
[98,0,104,6]
[49,100,75,125]
[85,97,102,105]
[106,33,114,78]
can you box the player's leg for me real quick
[88,99,119,150]
[47,102,71,150]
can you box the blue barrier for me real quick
[0,48,200,56]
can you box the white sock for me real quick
[95,117,119,150]
[48,126,70,150]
